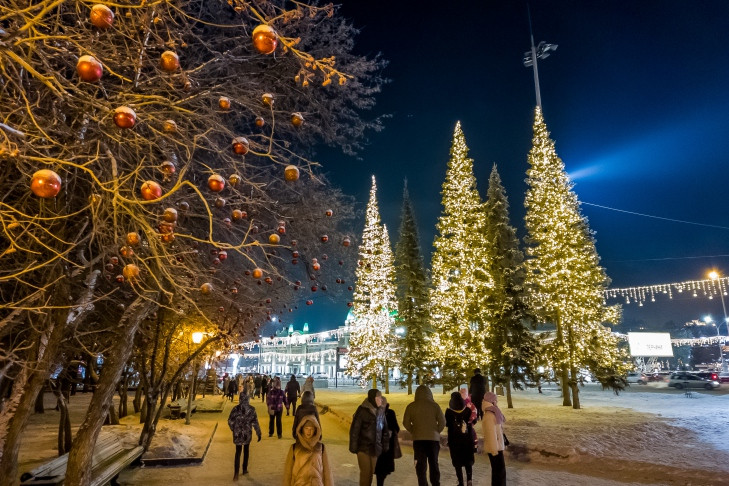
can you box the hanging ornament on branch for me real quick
[30,169,62,198]
[252,25,278,55]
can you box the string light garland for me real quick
[605,276,729,305]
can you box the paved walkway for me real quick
[117,392,649,486]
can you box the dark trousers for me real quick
[268,410,282,437]
[487,451,506,486]
[287,397,297,415]
[234,443,249,473]
[261,389,267,402]
[413,440,440,486]
[472,397,484,420]
[454,464,473,485]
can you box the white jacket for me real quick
[481,411,504,455]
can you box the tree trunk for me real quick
[106,401,119,425]
[384,365,389,394]
[561,366,571,407]
[570,366,581,410]
[407,372,412,395]
[505,374,514,409]
[34,388,45,414]
[118,373,129,418]
[139,396,147,424]
[55,391,72,455]
[139,397,159,451]
[64,297,155,486]
[371,375,377,390]
[133,384,143,414]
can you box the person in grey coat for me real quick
[403,385,446,486]
[227,391,262,480]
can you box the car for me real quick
[626,372,648,385]
[667,372,720,390]
[311,372,329,379]
[719,372,729,384]
[695,371,719,382]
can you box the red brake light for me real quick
[712,373,718,380]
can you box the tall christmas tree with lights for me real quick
[348,176,398,388]
[394,182,430,394]
[429,122,491,388]
[482,164,537,409]
[524,108,627,409]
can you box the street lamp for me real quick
[186,331,204,425]
[708,271,729,371]
[702,315,725,372]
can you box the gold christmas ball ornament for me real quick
[228,174,241,187]
[90,4,114,29]
[262,93,274,107]
[126,232,141,246]
[160,51,180,72]
[325,209,333,217]
[122,263,140,281]
[200,282,213,294]
[255,116,265,127]
[162,119,177,133]
[207,174,225,192]
[76,55,103,82]
[30,169,62,198]
[140,181,163,201]
[162,207,178,223]
[252,24,278,55]
[232,209,246,220]
[113,106,136,129]
[342,237,351,247]
[219,96,231,110]
[232,137,249,155]
[252,268,263,279]
[291,112,304,127]
[284,165,300,181]
[160,160,176,176]
[119,246,134,258]
[214,197,226,208]
[320,235,328,243]
[268,234,280,245]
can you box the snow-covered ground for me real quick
[15,382,729,485]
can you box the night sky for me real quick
[275,1,729,334]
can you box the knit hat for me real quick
[449,391,465,410]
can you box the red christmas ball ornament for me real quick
[232,137,249,155]
[119,246,134,258]
[252,268,263,279]
[219,96,231,110]
[292,251,299,258]
[116,274,124,283]
[160,160,176,176]
[113,106,136,129]
[306,300,313,306]
[311,286,317,292]
[277,226,286,235]
[90,4,114,29]
[251,225,259,234]
[160,51,180,72]
[269,234,280,245]
[264,277,273,284]
[339,260,344,265]
[347,302,353,307]
[336,278,342,284]
[252,25,278,55]
[162,207,178,223]
[292,259,298,265]
[122,263,140,281]
[76,55,103,82]
[109,256,119,266]
[30,169,62,198]
[126,232,140,246]
[342,237,351,247]
[284,165,300,182]
[231,287,238,294]
[223,217,232,227]
[312,263,320,271]
[201,282,213,294]
[208,174,225,192]
[295,280,302,286]
[160,233,175,243]
[325,209,333,217]
[347,286,353,291]
[320,235,328,243]
[291,112,304,128]
[218,250,228,261]
[228,173,241,187]
[255,116,265,127]
[140,181,163,201]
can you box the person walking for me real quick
[267,376,286,438]
[468,369,487,421]
[459,385,478,453]
[374,396,400,486]
[445,392,475,486]
[227,391,262,480]
[349,389,390,486]
[481,392,506,486]
[302,375,316,398]
[285,374,301,416]
[402,384,445,486]
[227,377,239,401]
[293,391,320,439]
[254,374,262,398]
[283,415,333,486]
[261,375,269,402]
[223,374,230,400]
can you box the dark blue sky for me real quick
[278,1,729,334]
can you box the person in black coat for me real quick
[469,368,487,420]
[285,374,301,415]
[349,389,390,486]
[292,391,320,439]
[445,392,475,486]
[375,396,400,486]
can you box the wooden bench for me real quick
[167,397,196,419]
[20,434,143,486]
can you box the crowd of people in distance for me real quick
[227,368,507,486]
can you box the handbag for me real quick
[503,433,510,447]
[392,434,402,459]
[267,405,275,415]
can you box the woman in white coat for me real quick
[481,392,506,486]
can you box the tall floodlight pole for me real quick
[523,5,557,108]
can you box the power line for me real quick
[582,201,729,231]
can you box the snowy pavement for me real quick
[16,383,729,485]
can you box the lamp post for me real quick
[703,315,725,372]
[186,331,203,425]
[708,271,729,371]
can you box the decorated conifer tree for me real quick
[348,176,398,388]
[429,122,491,389]
[482,164,537,408]
[523,108,628,409]
[394,182,430,394]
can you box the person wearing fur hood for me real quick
[481,392,506,486]
[283,415,333,486]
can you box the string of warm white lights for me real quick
[604,276,729,306]
[234,328,345,351]
[612,332,728,347]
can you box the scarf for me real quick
[482,391,506,424]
